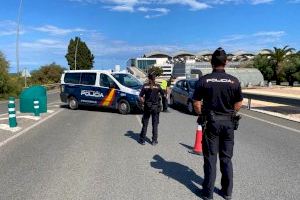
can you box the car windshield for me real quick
[188,80,197,90]
[112,73,142,89]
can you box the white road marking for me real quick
[18,116,41,120]
[47,101,61,106]
[0,109,63,148]
[0,113,7,117]
[136,115,142,127]
[0,124,21,132]
[240,112,300,134]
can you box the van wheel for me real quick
[118,100,130,115]
[68,96,78,110]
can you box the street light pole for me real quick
[74,37,79,70]
[16,0,23,74]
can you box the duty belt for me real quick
[212,115,232,121]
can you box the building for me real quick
[127,50,261,84]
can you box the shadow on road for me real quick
[150,155,203,197]
[150,155,222,199]
[124,130,152,144]
[179,142,194,150]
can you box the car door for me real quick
[172,80,183,104]
[99,73,119,108]
[79,72,98,105]
[180,80,189,105]
[63,72,81,99]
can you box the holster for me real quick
[231,113,242,130]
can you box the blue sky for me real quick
[0,0,299,72]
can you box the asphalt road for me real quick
[0,101,299,199]
[0,91,60,115]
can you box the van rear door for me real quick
[79,72,99,105]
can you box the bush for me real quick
[29,63,65,85]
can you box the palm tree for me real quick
[262,45,295,85]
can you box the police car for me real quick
[60,70,143,114]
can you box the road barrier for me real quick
[242,92,300,109]
[33,99,40,116]
[8,97,17,127]
[192,124,203,155]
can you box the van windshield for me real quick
[112,73,142,89]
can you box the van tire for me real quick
[68,96,78,110]
[118,100,130,115]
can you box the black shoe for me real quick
[151,140,158,146]
[199,190,213,200]
[220,190,232,200]
[139,139,145,145]
[223,195,232,200]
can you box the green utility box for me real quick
[20,85,47,113]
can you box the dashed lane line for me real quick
[0,109,63,148]
[240,112,300,134]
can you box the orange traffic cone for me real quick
[193,124,203,155]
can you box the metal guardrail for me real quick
[42,83,60,90]
[242,92,300,109]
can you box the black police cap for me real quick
[211,47,227,67]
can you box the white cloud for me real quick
[217,30,287,51]
[69,0,275,18]
[0,20,25,36]
[250,0,273,5]
[33,25,85,35]
[21,39,67,50]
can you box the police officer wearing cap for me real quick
[193,48,243,200]
[139,73,165,145]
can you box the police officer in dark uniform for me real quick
[193,48,243,200]
[139,73,165,145]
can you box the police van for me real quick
[60,70,143,114]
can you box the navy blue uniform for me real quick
[193,69,243,199]
[139,83,164,143]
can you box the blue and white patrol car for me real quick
[60,70,143,114]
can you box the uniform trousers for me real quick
[140,109,159,142]
[202,119,234,198]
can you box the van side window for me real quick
[100,74,118,89]
[81,73,96,85]
[64,73,81,84]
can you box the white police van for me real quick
[60,70,143,114]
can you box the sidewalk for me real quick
[243,87,300,123]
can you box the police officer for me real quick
[193,48,243,200]
[139,73,165,145]
[160,79,168,112]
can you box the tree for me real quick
[283,54,300,86]
[253,55,274,83]
[262,45,295,85]
[65,37,94,70]
[148,66,163,77]
[30,63,65,85]
[0,51,10,96]
[0,51,23,99]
